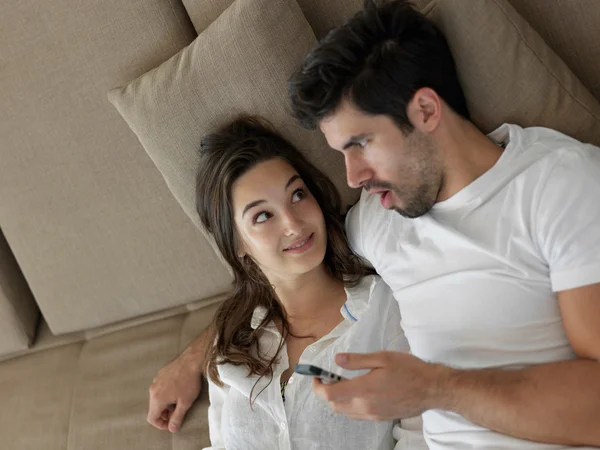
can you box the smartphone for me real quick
[294,364,346,384]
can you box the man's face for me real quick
[319,98,444,218]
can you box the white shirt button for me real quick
[280,421,287,430]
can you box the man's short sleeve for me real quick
[536,145,600,292]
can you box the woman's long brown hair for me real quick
[196,116,372,403]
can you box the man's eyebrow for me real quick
[342,133,371,150]
[241,175,301,218]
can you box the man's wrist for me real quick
[180,343,205,374]
[423,362,462,412]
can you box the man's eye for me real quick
[292,188,306,203]
[254,212,270,224]
[350,140,367,150]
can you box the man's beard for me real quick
[366,175,443,219]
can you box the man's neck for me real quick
[435,118,504,202]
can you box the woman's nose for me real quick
[281,209,303,236]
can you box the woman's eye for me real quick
[254,212,270,224]
[292,188,306,203]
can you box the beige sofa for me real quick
[1,0,599,448]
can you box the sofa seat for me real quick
[0,304,218,450]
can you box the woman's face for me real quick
[231,158,327,282]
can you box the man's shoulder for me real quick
[501,124,599,187]
[517,124,597,158]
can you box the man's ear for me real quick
[407,87,442,133]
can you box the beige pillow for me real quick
[182,0,433,39]
[109,0,357,247]
[182,0,600,146]
[425,0,600,145]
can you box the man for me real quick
[148,1,600,448]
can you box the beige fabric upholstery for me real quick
[425,0,600,145]
[109,0,359,243]
[0,0,232,334]
[0,303,219,450]
[0,343,82,450]
[0,229,39,356]
[0,293,226,363]
[182,0,432,38]
[509,0,600,103]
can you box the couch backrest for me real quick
[0,0,232,335]
[1,0,599,345]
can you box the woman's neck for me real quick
[270,266,346,330]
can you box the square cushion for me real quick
[509,0,600,103]
[111,0,600,253]
[0,0,232,335]
[109,0,358,248]
[425,0,600,145]
[182,0,433,39]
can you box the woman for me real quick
[197,116,424,450]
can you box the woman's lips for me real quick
[283,233,314,253]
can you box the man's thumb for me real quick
[168,403,189,433]
[335,352,384,370]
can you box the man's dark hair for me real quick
[289,0,470,132]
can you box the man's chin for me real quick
[391,203,432,219]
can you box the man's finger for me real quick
[335,351,388,370]
[312,376,364,402]
[147,398,169,429]
[168,402,190,433]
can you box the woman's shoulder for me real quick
[343,275,396,321]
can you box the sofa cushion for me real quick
[426,0,600,145]
[0,229,39,357]
[509,0,600,103]
[185,0,600,146]
[182,0,432,38]
[109,0,358,244]
[0,0,232,335]
[0,303,219,450]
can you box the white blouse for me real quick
[204,275,427,450]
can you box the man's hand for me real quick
[313,351,451,421]
[147,352,203,433]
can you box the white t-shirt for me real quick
[204,275,427,450]
[346,124,600,450]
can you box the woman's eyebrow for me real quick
[242,199,266,218]
[285,174,301,189]
[242,174,302,217]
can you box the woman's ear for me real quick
[234,232,248,259]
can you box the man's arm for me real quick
[147,324,214,432]
[443,282,600,445]
[315,284,600,446]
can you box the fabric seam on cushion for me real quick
[167,0,196,37]
[65,341,86,450]
[491,0,600,122]
[172,313,188,450]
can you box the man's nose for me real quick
[345,153,372,189]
